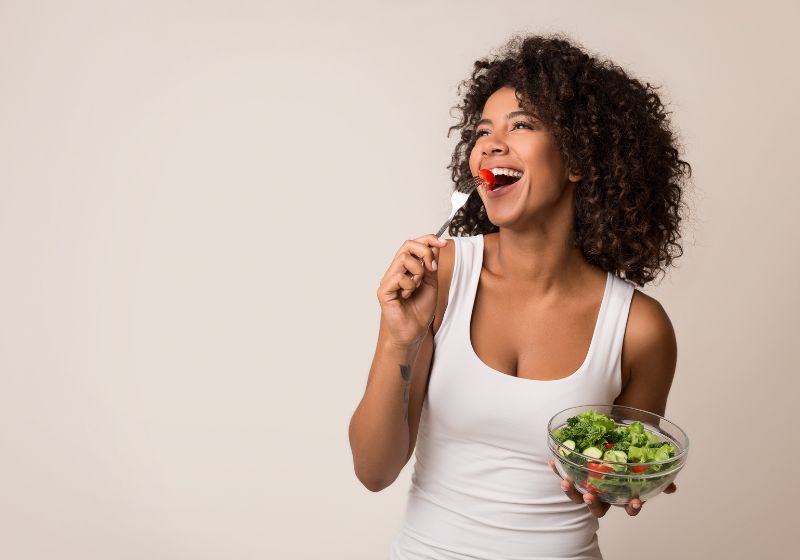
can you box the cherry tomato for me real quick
[587,462,613,478]
[604,443,615,449]
[630,465,649,473]
[478,169,495,189]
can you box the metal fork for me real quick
[410,176,484,277]
[434,176,484,239]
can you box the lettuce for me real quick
[559,409,617,450]
[556,411,676,465]
[628,443,675,463]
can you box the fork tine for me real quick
[435,178,482,238]
[456,175,484,193]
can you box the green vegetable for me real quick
[555,410,676,468]
[602,449,628,472]
[558,439,576,458]
[559,410,617,450]
[582,446,603,459]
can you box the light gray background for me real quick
[1,1,797,558]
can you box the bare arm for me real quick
[348,319,434,492]
[552,289,679,517]
[348,239,453,492]
[614,290,678,416]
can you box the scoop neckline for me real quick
[465,234,612,384]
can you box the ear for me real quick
[566,162,582,183]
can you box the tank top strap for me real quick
[589,273,636,392]
[432,235,482,345]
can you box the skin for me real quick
[463,86,679,517]
[400,364,412,421]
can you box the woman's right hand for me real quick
[377,234,448,348]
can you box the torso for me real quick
[433,233,634,389]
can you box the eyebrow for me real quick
[476,110,540,128]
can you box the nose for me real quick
[481,137,508,156]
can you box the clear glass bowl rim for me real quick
[546,403,690,467]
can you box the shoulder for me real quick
[617,288,678,415]
[438,238,456,277]
[625,289,676,354]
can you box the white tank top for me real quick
[389,234,635,560]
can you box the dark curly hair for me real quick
[446,33,692,287]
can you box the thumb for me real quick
[431,240,445,262]
[419,254,438,286]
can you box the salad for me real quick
[552,409,676,474]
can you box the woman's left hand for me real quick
[547,458,677,517]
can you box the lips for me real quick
[479,165,524,191]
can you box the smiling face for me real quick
[468,86,581,227]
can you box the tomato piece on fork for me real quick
[478,169,496,190]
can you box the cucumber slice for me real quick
[558,439,576,457]
[582,446,603,459]
[603,449,628,472]
[603,449,628,463]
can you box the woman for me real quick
[348,33,691,560]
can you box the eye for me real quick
[512,120,535,130]
[475,120,535,139]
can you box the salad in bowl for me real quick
[547,405,689,505]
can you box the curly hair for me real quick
[446,33,692,287]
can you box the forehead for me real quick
[481,86,523,114]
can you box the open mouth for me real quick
[486,167,523,191]
[492,174,520,190]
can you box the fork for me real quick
[411,176,485,275]
[433,176,484,238]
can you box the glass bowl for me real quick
[546,404,689,505]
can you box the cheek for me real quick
[468,150,480,173]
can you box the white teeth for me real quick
[489,167,523,178]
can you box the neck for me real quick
[484,204,591,298]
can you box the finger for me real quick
[563,481,584,504]
[393,238,434,262]
[426,234,447,266]
[396,237,446,274]
[549,460,585,505]
[379,252,428,301]
[396,271,420,299]
[582,493,611,518]
[401,253,426,279]
[625,498,644,516]
[425,233,448,248]
[548,458,563,479]
[664,482,677,494]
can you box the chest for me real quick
[469,278,630,388]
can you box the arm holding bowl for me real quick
[549,290,679,518]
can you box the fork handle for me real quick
[409,218,450,274]
[435,219,451,239]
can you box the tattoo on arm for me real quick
[400,364,412,421]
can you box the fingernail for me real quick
[431,259,437,271]
[583,496,591,505]
[561,482,569,491]
[632,502,640,509]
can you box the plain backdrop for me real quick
[1,1,798,559]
